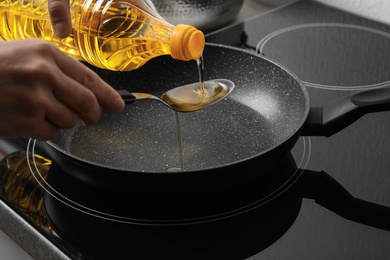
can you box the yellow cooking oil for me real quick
[0,152,52,230]
[0,0,205,71]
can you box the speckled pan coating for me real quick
[47,44,309,173]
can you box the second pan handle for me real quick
[301,87,390,137]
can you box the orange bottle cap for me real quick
[170,24,205,61]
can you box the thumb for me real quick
[48,0,72,38]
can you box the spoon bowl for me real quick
[118,79,235,112]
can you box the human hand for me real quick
[48,0,72,38]
[0,39,125,140]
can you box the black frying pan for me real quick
[41,43,390,197]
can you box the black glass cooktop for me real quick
[206,1,390,259]
[1,1,390,259]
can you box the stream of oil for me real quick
[165,57,234,172]
[165,110,185,172]
[165,57,204,172]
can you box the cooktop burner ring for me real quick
[27,137,311,226]
[256,23,390,91]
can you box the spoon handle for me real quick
[116,90,136,104]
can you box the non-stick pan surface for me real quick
[43,44,310,196]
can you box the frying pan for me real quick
[42,43,390,197]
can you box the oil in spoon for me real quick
[161,56,234,112]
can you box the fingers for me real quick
[44,94,80,129]
[0,98,60,141]
[51,75,103,126]
[22,41,124,127]
[48,0,71,38]
[3,120,60,140]
[25,120,60,140]
[0,80,80,139]
[76,65,126,113]
[51,51,125,114]
[0,39,125,140]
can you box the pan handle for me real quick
[294,169,390,231]
[301,87,390,137]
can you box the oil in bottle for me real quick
[0,0,204,71]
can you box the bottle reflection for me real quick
[0,152,52,230]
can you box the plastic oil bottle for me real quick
[0,0,205,71]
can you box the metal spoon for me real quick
[118,90,172,108]
[117,79,235,112]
